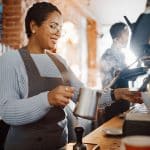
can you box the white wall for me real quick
[89,0,147,25]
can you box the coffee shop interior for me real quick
[0,0,150,150]
[0,0,148,87]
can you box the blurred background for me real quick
[0,0,147,88]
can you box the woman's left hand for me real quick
[114,88,143,104]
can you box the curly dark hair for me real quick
[25,2,61,38]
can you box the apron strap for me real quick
[19,48,41,77]
[47,52,71,86]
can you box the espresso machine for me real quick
[110,44,150,91]
[122,45,150,136]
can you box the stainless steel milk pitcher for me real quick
[73,87,101,120]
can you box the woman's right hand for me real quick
[48,85,74,107]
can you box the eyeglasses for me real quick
[49,22,62,34]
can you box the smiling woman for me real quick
[0,2,73,150]
[25,4,62,53]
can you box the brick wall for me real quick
[2,0,22,48]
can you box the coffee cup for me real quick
[122,136,150,150]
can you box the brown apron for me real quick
[5,49,68,150]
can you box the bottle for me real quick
[73,127,87,150]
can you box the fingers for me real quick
[48,85,74,107]
[58,96,70,107]
[115,88,143,104]
[126,90,143,103]
[134,97,143,104]
[57,86,74,99]
[63,86,74,96]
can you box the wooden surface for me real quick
[66,116,124,150]
[83,116,124,150]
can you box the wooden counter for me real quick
[83,116,124,150]
[66,116,124,150]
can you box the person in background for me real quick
[100,22,129,88]
[0,2,142,150]
[99,22,130,124]
[130,0,150,58]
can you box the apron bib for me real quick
[5,49,67,150]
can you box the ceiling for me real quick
[74,0,147,25]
